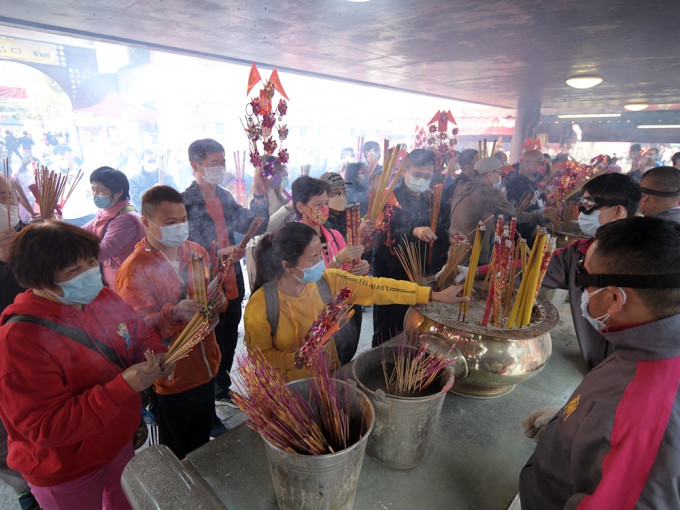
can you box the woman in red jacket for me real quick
[0,221,174,510]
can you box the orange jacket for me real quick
[115,238,223,395]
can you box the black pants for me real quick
[372,302,410,347]
[151,380,214,459]
[334,304,363,365]
[213,297,243,400]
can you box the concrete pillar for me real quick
[509,96,542,164]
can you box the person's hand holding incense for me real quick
[171,299,203,322]
[350,259,370,276]
[217,245,246,261]
[0,228,17,263]
[211,290,228,313]
[359,218,376,240]
[121,361,168,392]
[431,284,472,304]
[413,226,437,243]
[252,169,268,196]
[449,231,467,244]
[334,245,364,266]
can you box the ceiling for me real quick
[1,0,679,129]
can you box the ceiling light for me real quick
[565,75,603,89]
[637,125,680,129]
[624,103,649,111]
[557,113,621,119]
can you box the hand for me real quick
[171,299,203,322]
[350,259,370,276]
[211,291,228,313]
[413,226,437,243]
[449,231,467,244]
[359,219,376,240]
[156,353,177,377]
[454,265,470,285]
[0,228,17,263]
[217,245,246,261]
[522,406,561,443]
[121,361,166,392]
[335,245,365,265]
[431,284,471,304]
[252,170,267,196]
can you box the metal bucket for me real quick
[351,345,454,469]
[262,378,374,510]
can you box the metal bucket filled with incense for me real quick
[404,222,559,398]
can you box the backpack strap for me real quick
[262,277,332,338]
[5,314,128,371]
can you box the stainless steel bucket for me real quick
[262,378,374,510]
[351,345,454,469]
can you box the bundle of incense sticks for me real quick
[160,309,210,366]
[190,254,207,305]
[233,150,246,180]
[459,222,485,321]
[481,216,505,327]
[158,155,166,185]
[367,145,409,221]
[506,229,556,329]
[231,348,358,455]
[345,203,361,270]
[428,183,443,264]
[394,235,425,285]
[516,191,534,212]
[30,166,68,220]
[2,159,11,227]
[435,238,471,290]
[382,340,456,397]
[294,287,354,369]
[237,216,265,251]
[11,177,34,218]
[233,151,247,207]
[300,164,311,176]
[356,136,364,163]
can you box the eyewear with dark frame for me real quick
[577,196,629,215]
[575,259,680,289]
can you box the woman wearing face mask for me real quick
[0,221,174,510]
[244,222,470,381]
[449,156,544,266]
[291,176,364,272]
[82,166,145,287]
[538,172,641,370]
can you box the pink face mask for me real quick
[304,204,330,226]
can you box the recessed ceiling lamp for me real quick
[565,75,603,89]
[624,103,649,111]
[557,113,621,119]
[638,125,680,129]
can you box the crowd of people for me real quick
[0,135,679,509]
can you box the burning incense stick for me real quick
[428,183,443,264]
[459,222,485,321]
[161,309,211,366]
[435,238,471,290]
[382,341,455,397]
[190,254,207,305]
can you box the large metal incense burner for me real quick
[404,294,559,398]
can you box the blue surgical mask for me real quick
[150,220,189,248]
[580,287,627,333]
[577,210,603,237]
[93,194,114,209]
[406,177,431,194]
[293,259,326,284]
[48,266,103,305]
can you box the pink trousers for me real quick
[29,443,134,510]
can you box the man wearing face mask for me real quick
[182,138,269,405]
[129,149,178,211]
[639,166,680,223]
[449,156,544,265]
[372,149,450,346]
[115,185,228,459]
[520,216,680,510]
[540,173,641,371]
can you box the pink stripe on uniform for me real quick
[577,357,680,509]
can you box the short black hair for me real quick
[672,152,680,166]
[408,148,436,168]
[188,139,225,164]
[253,222,317,291]
[594,216,680,317]
[90,166,130,200]
[345,162,367,184]
[9,221,100,290]
[291,176,330,220]
[640,166,680,192]
[141,185,184,218]
[363,141,380,155]
[582,173,641,217]
[630,144,641,152]
[459,149,479,170]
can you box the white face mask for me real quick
[203,166,227,186]
[329,193,347,211]
[580,287,627,333]
[406,176,431,194]
[0,204,20,230]
[149,220,189,247]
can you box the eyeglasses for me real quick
[577,196,629,215]
[329,189,347,198]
